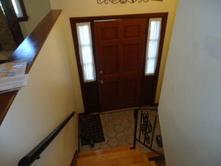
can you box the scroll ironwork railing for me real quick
[132,107,164,157]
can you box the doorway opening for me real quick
[70,13,168,113]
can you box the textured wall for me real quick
[0,8,16,51]
[159,0,221,165]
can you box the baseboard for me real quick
[70,151,78,166]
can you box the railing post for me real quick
[131,108,139,149]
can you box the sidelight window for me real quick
[145,18,162,75]
[76,22,96,82]
[11,0,28,21]
[11,0,23,17]
[0,2,4,15]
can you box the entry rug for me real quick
[79,114,105,146]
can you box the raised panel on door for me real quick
[95,21,120,42]
[122,43,140,72]
[119,19,147,107]
[119,78,139,106]
[122,19,146,39]
[100,44,120,75]
[101,80,119,110]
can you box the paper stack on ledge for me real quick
[0,61,28,93]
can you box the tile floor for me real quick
[80,108,166,166]
[81,108,163,153]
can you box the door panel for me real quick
[101,80,119,110]
[122,19,145,39]
[100,27,119,40]
[122,42,142,72]
[94,19,147,111]
[100,44,120,74]
[122,43,140,72]
[120,78,139,106]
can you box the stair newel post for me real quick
[131,108,139,149]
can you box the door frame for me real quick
[70,13,168,113]
[0,0,24,46]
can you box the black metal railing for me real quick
[132,107,163,155]
[18,112,75,166]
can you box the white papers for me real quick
[0,61,28,93]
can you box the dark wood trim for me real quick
[70,12,168,112]
[0,0,24,45]
[18,15,29,22]
[18,112,75,166]
[70,21,87,109]
[70,18,100,113]
[0,10,62,125]
[70,151,78,166]
[17,0,29,22]
[140,13,168,106]
[70,12,168,23]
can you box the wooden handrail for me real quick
[18,112,75,166]
[0,10,62,125]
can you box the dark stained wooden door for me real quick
[94,19,147,110]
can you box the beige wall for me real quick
[20,0,51,36]
[159,0,221,165]
[49,0,178,110]
[0,14,78,166]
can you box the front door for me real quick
[71,13,168,113]
[94,19,147,110]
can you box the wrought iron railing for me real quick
[132,107,164,156]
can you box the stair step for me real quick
[128,162,151,166]
[150,161,157,166]
[145,151,164,160]
[77,148,150,166]
[79,146,131,158]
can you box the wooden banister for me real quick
[0,10,62,125]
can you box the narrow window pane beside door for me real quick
[11,0,23,18]
[145,18,162,75]
[76,22,96,82]
[0,2,4,15]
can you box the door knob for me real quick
[100,80,104,84]
[99,70,103,74]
